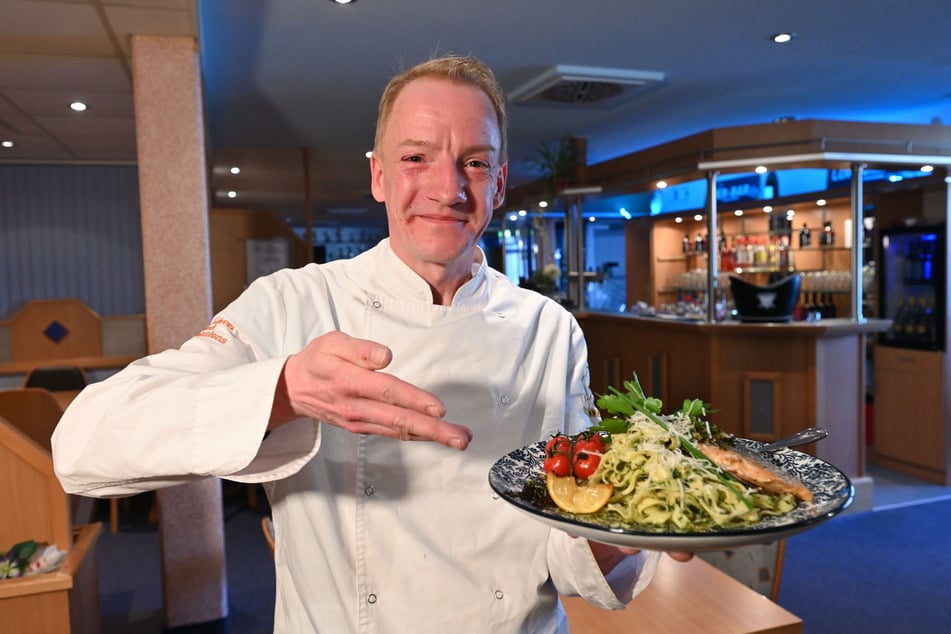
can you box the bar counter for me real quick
[576,312,890,511]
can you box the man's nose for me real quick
[429,159,468,205]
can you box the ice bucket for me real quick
[729,274,802,323]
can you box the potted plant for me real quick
[528,137,578,198]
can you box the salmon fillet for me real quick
[697,443,814,502]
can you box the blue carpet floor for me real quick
[779,497,951,634]
[96,489,276,634]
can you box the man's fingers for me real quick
[312,331,393,370]
[330,397,471,450]
[281,331,467,449]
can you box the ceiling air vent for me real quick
[508,65,666,109]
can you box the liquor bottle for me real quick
[734,235,748,267]
[777,240,790,270]
[822,293,837,318]
[923,298,936,347]
[682,233,691,255]
[719,235,735,270]
[891,298,908,342]
[695,233,704,255]
[905,299,923,343]
[798,223,811,248]
[821,221,835,246]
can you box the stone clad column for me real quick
[130,35,228,629]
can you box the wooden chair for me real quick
[0,388,117,533]
[0,388,63,453]
[23,364,89,392]
[261,516,275,555]
[0,416,102,634]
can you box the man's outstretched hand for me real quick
[270,331,472,450]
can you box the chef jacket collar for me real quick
[375,238,489,308]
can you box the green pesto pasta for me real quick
[588,412,797,531]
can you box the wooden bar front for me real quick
[577,312,889,509]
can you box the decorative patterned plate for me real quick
[488,438,853,551]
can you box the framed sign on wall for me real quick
[246,238,290,285]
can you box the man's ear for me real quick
[493,163,508,209]
[369,152,385,203]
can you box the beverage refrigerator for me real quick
[877,224,945,351]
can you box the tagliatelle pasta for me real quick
[588,411,798,532]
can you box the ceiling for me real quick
[3,0,951,230]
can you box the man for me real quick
[53,55,668,633]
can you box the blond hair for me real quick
[374,55,508,162]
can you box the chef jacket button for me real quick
[364,484,375,496]
[367,593,378,604]
[494,590,504,600]
[372,300,382,309]
[500,394,509,405]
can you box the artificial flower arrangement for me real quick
[0,539,66,579]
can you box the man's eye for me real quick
[466,159,490,169]
[402,155,424,163]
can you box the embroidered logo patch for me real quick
[197,318,236,344]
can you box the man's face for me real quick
[370,78,507,278]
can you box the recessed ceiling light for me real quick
[763,206,773,213]
[921,165,934,173]
[230,166,240,175]
[1,140,14,148]
[771,32,795,44]
[331,0,356,4]
[734,209,744,216]
[227,191,237,198]
[754,165,768,174]
[817,199,827,206]
[69,101,87,112]
[656,180,668,189]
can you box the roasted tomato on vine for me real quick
[544,434,572,477]
[571,432,607,480]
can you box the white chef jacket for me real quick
[52,239,658,633]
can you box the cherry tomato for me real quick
[545,434,571,457]
[544,434,572,476]
[572,433,607,480]
[544,452,571,477]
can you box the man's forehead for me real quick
[385,80,501,145]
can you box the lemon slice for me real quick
[546,472,613,514]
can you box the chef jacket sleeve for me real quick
[548,531,660,608]
[52,273,322,497]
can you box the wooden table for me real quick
[562,555,802,634]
